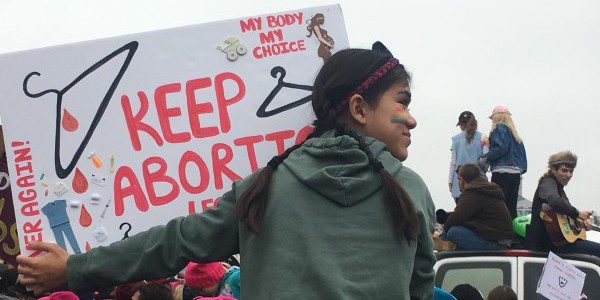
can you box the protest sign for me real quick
[0,5,349,257]
[537,251,586,300]
[0,126,20,266]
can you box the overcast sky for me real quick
[1,0,599,212]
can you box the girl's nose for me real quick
[405,112,417,129]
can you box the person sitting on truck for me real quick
[437,163,514,250]
[526,151,600,256]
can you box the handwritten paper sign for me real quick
[537,252,586,300]
[0,5,349,257]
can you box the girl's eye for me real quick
[398,96,411,106]
[398,102,410,111]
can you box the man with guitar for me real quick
[527,151,600,256]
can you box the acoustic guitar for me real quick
[541,211,600,246]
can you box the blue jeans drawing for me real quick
[51,222,81,254]
[442,226,506,251]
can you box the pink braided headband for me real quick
[335,58,400,113]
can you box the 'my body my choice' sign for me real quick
[0,5,348,257]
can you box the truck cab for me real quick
[434,250,600,299]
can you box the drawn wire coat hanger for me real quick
[256,66,314,118]
[22,41,138,179]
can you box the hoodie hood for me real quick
[463,177,504,200]
[283,131,401,207]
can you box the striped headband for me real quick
[335,58,400,113]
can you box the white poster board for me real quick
[537,252,586,300]
[0,5,348,257]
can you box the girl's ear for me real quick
[348,94,370,126]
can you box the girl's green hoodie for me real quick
[67,133,436,299]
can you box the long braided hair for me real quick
[236,46,420,242]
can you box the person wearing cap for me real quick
[183,262,227,298]
[526,151,600,256]
[37,291,79,300]
[448,111,487,201]
[479,105,527,219]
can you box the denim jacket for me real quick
[482,123,527,173]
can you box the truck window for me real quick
[435,262,511,298]
[523,262,600,299]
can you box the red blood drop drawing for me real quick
[72,168,88,194]
[62,109,79,132]
[80,204,92,227]
[85,242,91,252]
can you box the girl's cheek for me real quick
[390,107,411,125]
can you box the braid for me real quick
[236,125,327,234]
[341,128,379,166]
[338,128,420,242]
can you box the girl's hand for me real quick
[17,242,70,296]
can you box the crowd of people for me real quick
[436,107,599,257]
[3,42,596,299]
[1,259,240,300]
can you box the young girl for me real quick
[448,111,486,201]
[17,44,435,299]
[480,105,527,219]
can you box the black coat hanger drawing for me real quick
[256,66,314,118]
[22,41,138,179]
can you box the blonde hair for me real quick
[491,112,522,143]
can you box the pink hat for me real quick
[38,291,79,300]
[185,262,226,289]
[489,105,510,118]
[193,297,236,300]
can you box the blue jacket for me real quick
[434,287,457,300]
[483,123,527,173]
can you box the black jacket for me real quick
[526,174,579,251]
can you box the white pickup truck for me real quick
[434,250,600,299]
